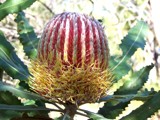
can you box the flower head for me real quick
[29,12,113,105]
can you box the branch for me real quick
[89,0,94,16]
[37,0,54,15]
[149,0,160,77]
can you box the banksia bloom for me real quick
[29,12,112,106]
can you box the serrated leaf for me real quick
[121,91,160,120]
[98,100,130,119]
[0,81,46,101]
[100,89,155,102]
[98,89,155,119]
[0,81,51,117]
[110,21,149,80]
[15,12,39,59]
[120,21,148,58]
[99,95,134,103]
[0,31,30,80]
[0,0,36,20]
[114,64,153,95]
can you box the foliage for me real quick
[15,11,38,59]
[0,31,30,80]
[0,0,159,120]
[0,0,36,20]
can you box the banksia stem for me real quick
[29,12,113,118]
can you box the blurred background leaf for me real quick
[121,91,160,120]
[114,64,153,95]
[15,12,39,59]
[110,21,149,80]
[0,0,36,20]
[0,31,30,80]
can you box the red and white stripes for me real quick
[38,12,109,69]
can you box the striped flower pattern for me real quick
[38,12,109,69]
[29,12,112,105]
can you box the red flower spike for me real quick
[38,12,109,69]
[29,12,113,106]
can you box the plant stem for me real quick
[0,68,3,80]
[63,110,69,120]
[64,102,78,120]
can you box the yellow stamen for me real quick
[29,58,113,105]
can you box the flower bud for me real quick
[38,12,109,69]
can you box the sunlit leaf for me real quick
[121,91,160,120]
[114,64,153,95]
[15,12,39,59]
[100,89,154,102]
[110,21,149,80]
[98,100,130,119]
[0,31,30,80]
[98,89,155,119]
[0,0,36,20]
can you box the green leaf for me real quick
[0,68,3,80]
[0,110,22,120]
[109,56,130,81]
[98,100,130,119]
[0,0,36,20]
[110,21,149,80]
[0,81,52,117]
[0,91,21,105]
[121,91,160,120]
[0,104,53,111]
[0,31,30,80]
[0,81,46,101]
[0,110,51,120]
[98,89,155,119]
[15,12,39,59]
[99,90,154,103]
[114,64,153,95]
[11,112,51,120]
[120,21,148,59]
[0,105,51,120]
[84,110,113,120]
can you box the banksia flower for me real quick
[29,12,112,107]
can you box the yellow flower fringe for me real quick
[29,59,113,105]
